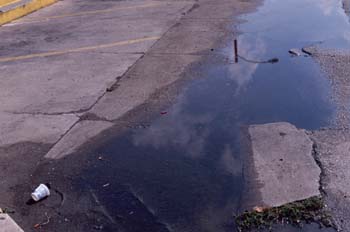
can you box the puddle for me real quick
[240,0,350,49]
[41,0,350,231]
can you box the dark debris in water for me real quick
[235,55,279,64]
[235,196,335,231]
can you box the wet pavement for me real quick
[257,224,335,232]
[13,0,350,231]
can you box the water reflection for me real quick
[315,0,340,16]
[133,93,213,159]
[75,0,350,231]
[227,35,266,92]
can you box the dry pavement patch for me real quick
[0,214,24,232]
[0,112,78,146]
[246,122,321,209]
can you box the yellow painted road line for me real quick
[0,36,160,63]
[0,0,20,7]
[0,0,57,26]
[0,0,12,6]
[15,2,163,24]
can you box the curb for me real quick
[0,0,19,7]
[0,0,56,26]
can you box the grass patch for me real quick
[235,196,334,231]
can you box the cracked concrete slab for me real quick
[247,122,321,208]
[0,0,197,167]
[45,120,113,159]
[0,52,142,114]
[0,112,78,147]
[0,214,24,232]
[0,0,195,115]
[40,0,261,159]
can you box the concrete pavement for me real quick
[305,52,350,230]
[0,0,195,154]
[242,122,321,210]
[0,0,196,230]
[3,0,347,231]
[0,0,263,230]
[0,0,264,158]
[0,214,24,232]
[302,44,350,231]
[2,0,343,230]
[311,129,350,231]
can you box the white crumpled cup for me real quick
[31,184,50,201]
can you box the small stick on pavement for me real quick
[234,39,238,63]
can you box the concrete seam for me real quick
[42,0,198,153]
[47,118,80,150]
[3,2,198,116]
[67,0,198,113]
[4,110,78,116]
[78,112,113,123]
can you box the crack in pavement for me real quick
[310,139,330,197]
[41,1,199,158]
